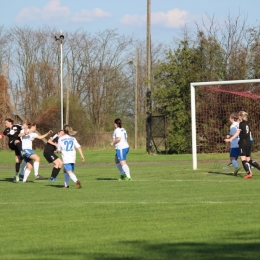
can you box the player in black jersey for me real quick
[0,118,23,182]
[225,111,260,178]
[43,130,64,181]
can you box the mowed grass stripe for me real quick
[1,150,260,259]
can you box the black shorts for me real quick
[43,151,59,163]
[239,144,251,157]
[8,140,21,156]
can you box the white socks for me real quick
[33,161,40,176]
[64,173,70,187]
[116,163,125,175]
[23,169,31,182]
[64,172,78,187]
[20,161,27,175]
[122,165,130,178]
[69,172,78,183]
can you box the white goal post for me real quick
[191,79,260,170]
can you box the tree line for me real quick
[0,14,260,151]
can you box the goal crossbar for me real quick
[191,79,260,170]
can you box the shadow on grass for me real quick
[0,178,35,183]
[96,178,118,181]
[0,177,16,183]
[13,240,260,260]
[208,171,243,177]
[45,184,65,188]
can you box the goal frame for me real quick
[191,79,260,170]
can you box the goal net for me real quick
[191,79,260,170]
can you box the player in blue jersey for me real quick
[226,112,240,176]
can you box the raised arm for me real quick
[37,130,53,140]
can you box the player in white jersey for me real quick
[19,122,52,182]
[57,124,84,189]
[110,118,131,180]
[226,113,240,175]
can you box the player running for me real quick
[0,118,23,182]
[110,118,131,181]
[19,122,52,182]
[57,124,84,189]
[43,130,64,181]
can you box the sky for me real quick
[0,0,259,44]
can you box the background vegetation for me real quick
[1,14,260,152]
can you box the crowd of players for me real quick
[0,117,132,188]
[0,118,83,188]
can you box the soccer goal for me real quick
[191,79,260,170]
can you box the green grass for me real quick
[0,149,260,259]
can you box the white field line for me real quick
[91,179,260,183]
[0,201,260,205]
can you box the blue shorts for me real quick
[22,149,35,162]
[230,148,239,158]
[115,148,129,161]
[64,163,75,173]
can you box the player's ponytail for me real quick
[63,124,77,136]
[114,118,122,128]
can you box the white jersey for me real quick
[112,127,129,150]
[20,130,38,150]
[230,121,239,148]
[57,134,81,164]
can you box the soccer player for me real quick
[57,124,84,189]
[19,122,52,182]
[226,112,240,175]
[224,111,260,179]
[0,118,23,182]
[110,118,131,181]
[43,130,64,181]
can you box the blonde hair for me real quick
[63,124,77,136]
[239,111,248,121]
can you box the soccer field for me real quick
[0,150,260,260]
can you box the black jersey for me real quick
[238,120,251,146]
[44,133,59,153]
[2,124,22,142]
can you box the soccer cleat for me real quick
[233,167,241,176]
[125,177,132,181]
[35,175,45,180]
[13,176,17,183]
[63,186,69,188]
[119,174,126,181]
[76,180,82,189]
[49,177,58,182]
[228,162,233,167]
[244,174,253,179]
[19,174,24,179]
